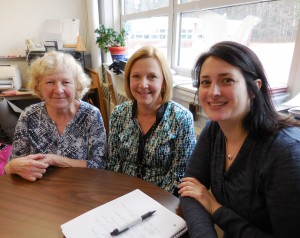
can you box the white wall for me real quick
[0,0,88,57]
[0,0,89,88]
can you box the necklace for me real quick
[225,136,246,161]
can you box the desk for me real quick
[0,168,184,238]
[0,93,40,110]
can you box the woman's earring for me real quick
[161,88,166,97]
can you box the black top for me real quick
[180,121,300,238]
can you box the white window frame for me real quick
[100,0,300,98]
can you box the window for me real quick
[125,17,168,57]
[123,0,168,14]
[121,0,300,92]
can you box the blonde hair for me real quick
[124,46,173,103]
[27,51,91,99]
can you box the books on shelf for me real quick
[61,189,187,238]
[0,90,32,96]
[269,86,287,95]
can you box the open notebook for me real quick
[61,189,187,238]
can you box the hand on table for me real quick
[178,177,221,215]
[5,154,49,181]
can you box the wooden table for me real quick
[0,168,184,238]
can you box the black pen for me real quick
[110,210,156,236]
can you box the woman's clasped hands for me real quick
[178,177,221,215]
[4,154,49,181]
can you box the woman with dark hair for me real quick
[178,41,300,237]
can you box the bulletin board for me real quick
[0,0,87,58]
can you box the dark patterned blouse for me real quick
[9,100,106,168]
[107,100,196,193]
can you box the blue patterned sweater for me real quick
[9,100,106,168]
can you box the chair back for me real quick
[85,68,109,135]
[105,69,120,107]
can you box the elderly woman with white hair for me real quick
[4,51,106,181]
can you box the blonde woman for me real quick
[107,46,196,194]
[5,51,106,181]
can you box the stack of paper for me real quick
[288,107,300,119]
[283,93,300,108]
[61,189,187,238]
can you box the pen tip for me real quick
[110,229,119,236]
